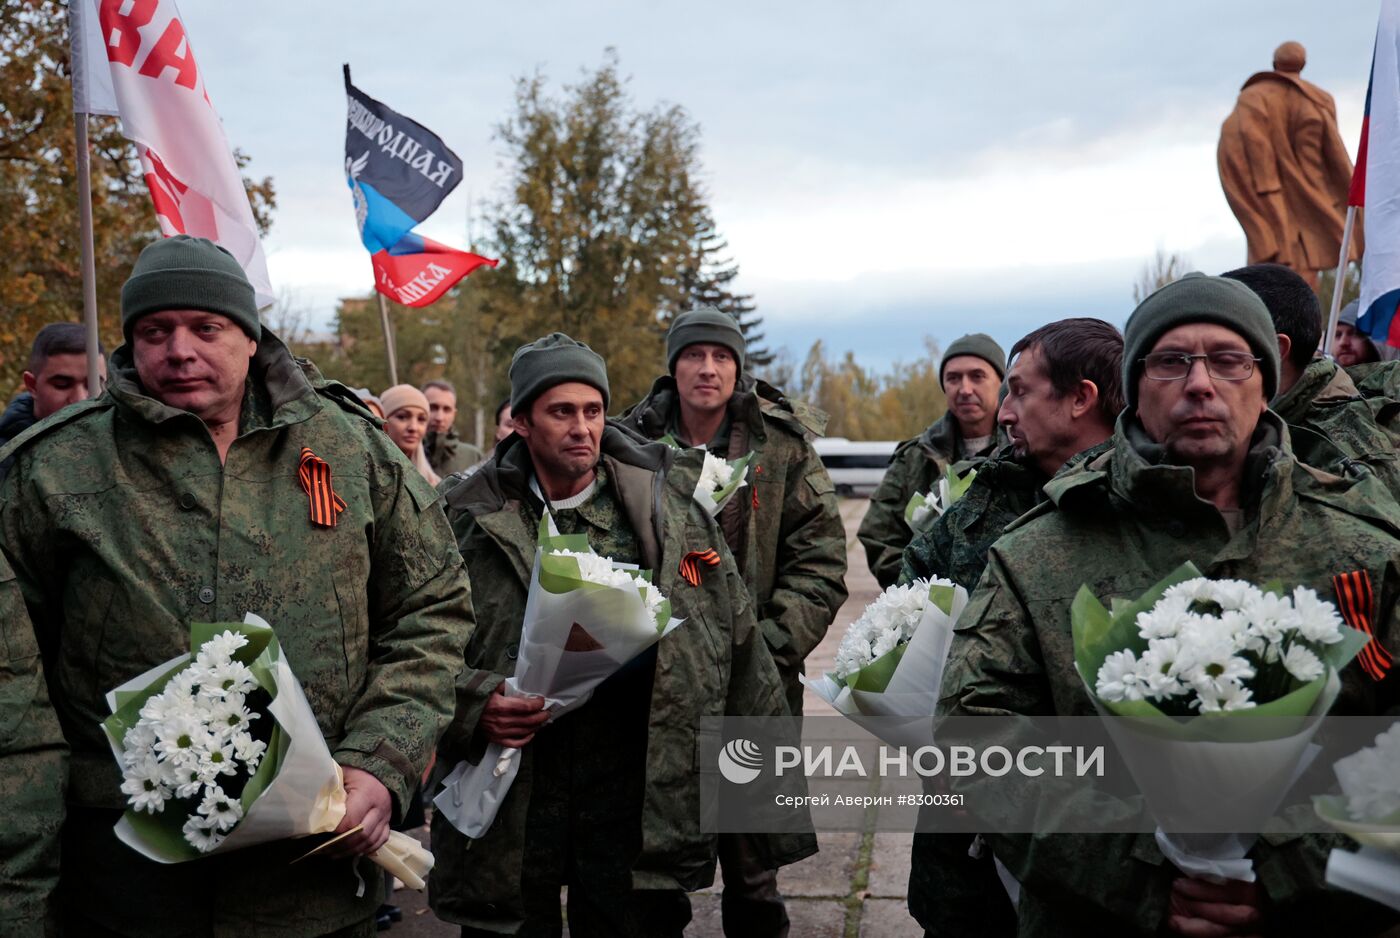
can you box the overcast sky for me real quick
[176,1,1379,370]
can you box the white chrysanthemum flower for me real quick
[182,814,225,853]
[121,724,158,765]
[1281,644,1325,683]
[1335,724,1400,822]
[200,629,249,663]
[1292,586,1345,645]
[1242,591,1302,640]
[1135,605,1183,640]
[152,715,205,761]
[1179,631,1255,699]
[698,452,735,494]
[207,698,258,738]
[198,785,244,833]
[204,660,257,699]
[233,733,268,772]
[195,738,240,783]
[1137,638,1190,699]
[1096,649,1147,702]
[121,758,170,814]
[1193,679,1255,712]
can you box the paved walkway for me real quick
[394,499,923,937]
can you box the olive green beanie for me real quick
[120,235,259,340]
[510,333,610,413]
[940,333,1006,383]
[666,307,746,374]
[1122,272,1279,408]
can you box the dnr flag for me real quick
[343,65,496,306]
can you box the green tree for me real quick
[794,337,946,440]
[0,0,275,395]
[481,49,753,406]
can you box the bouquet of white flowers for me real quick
[904,465,977,535]
[1072,562,1369,880]
[695,450,755,517]
[657,435,754,518]
[101,615,433,886]
[435,513,684,838]
[1315,724,1400,911]
[803,578,968,748]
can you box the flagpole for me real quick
[377,292,399,385]
[1321,205,1358,360]
[74,112,102,397]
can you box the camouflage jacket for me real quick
[429,426,812,932]
[898,442,1110,591]
[0,331,474,938]
[858,413,1003,588]
[616,375,848,691]
[1274,359,1400,498]
[938,412,1400,937]
[426,427,483,478]
[1348,360,1400,401]
[0,550,65,937]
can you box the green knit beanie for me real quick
[121,235,259,340]
[940,333,1006,383]
[1122,272,1279,408]
[510,333,610,413]
[666,307,746,374]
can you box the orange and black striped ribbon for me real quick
[298,447,347,528]
[679,549,722,587]
[1332,570,1393,681]
[751,464,762,510]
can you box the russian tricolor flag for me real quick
[343,66,496,307]
[1356,1,1400,349]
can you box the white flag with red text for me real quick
[71,0,273,308]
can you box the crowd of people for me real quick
[0,235,1395,937]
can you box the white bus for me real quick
[813,437,898,496]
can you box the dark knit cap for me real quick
[1122,272,1279,408]
[510,333,610,413]
[666,307,746,374]
[121,235,259,339]
[940,333,1006,383]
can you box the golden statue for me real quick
[1218,41,1361,283]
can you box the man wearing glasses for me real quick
[936,274,1400,936]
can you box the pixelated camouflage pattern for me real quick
[617,374,847,714]
[0,331,474,938]
[429,426,813,934]
[938,412,1400,936]
[899,442,1112,591]
[425,428,483,478]
[0,551,65,937]
[1348,360,1400,402]
[1274,359,1400,499]
[858,413,1004,588]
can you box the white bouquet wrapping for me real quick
[101,614,432,888]
[904,465,977,535]
[1315,724,1400,911]
[802,578,968,748]
[435,513,684,838]
[1072,563,1369,881]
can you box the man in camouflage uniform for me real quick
[423,379,484,476]
[0,551,65,936]
[429,333,810,938]
[0,236,474,937]
[616,306,846,938]
[939,273,1400,936]
[860,333,1007,587]
[1222,264,1400,497]
[899,318,1122,938]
